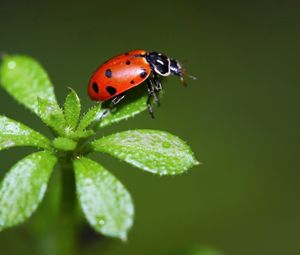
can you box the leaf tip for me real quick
[119,232,128,242]
[193,159,201,166]
[66,87,79,98]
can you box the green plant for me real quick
[0,55,199,251]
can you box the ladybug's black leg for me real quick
[99,108,110,120]
[153,72,162,92]
[111,93,125,105]
[146,79,158,118]
[146,94,155,118]
[147,78,160,106]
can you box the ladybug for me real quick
[88,49,193,117]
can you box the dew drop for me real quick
[96,215,106,226]
[8,61,16,69]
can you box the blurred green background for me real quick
[0,0,299,254]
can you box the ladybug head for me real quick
[145,52,196,86]
[170,59,183,76]
[170,59,196,86]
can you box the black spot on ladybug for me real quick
[106,86,117,96]
[124,53,129,56]
[130,80,135,84]
[140,69,148,79]
[92,82,99,93]
[105,69,112,78]
[126,61,131,65]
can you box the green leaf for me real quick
[92,130,199,175]
[0,55,57,115]
[64,88,81,130]
[98,94,147,128]
[52,137,77,151]
[0,151,57,229]
[38,97,66,136]
[0,115,51,151]
[68,129,95,140]
[77,103,102,131]
[74,157,134,240]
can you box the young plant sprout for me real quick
[0,55,199,245]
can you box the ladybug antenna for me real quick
[181,65,197,80]
[180,76,187,87]
[180,69,197,87]
[185,72,197,80]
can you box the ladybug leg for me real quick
[146,79,160,118]
[99,108,110,120]
[111,93,125,105]
[147,78,160,106]
[146,94,155,118]
[153,73,162,92]
[107,93,126,114]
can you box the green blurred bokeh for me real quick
[0,0,299,254]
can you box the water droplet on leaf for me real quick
[8,61,16,69]
[96,215,106,226]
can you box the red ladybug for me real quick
[88,49,191,117]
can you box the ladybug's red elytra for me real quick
[88,49,191,117]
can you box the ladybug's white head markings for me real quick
[169,59,183,77]
[145,51,189,82]
[145,51,196,86]
[145,52,171,76]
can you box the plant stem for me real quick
[57,154,77,255]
